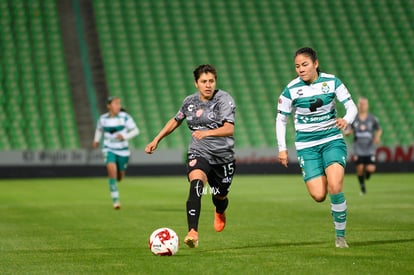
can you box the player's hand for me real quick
[336,118,348,130]
[116,134,124,141]
[145,141,158,154]
[92,141,99,148]
[192,130,207,140]
[278,150,288,168]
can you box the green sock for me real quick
[330,192,347,237]
[108,178,119,203]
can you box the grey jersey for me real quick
[175,89,236,164]
[351,114,381,156]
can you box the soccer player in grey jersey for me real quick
[145,64,236,248]
[345,97,382,194]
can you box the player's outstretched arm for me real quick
[145,118,181,154]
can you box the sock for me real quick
[186,179,203,231]
[212,196,228,214]
[365,171,371,180]
[108,178,119,203]
[330,192,347,237]
[358,175,366,193]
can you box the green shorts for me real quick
[296,139,347,182]
[104,151,129,172]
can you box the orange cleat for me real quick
[214,211,226,232]
[184,229,199,248]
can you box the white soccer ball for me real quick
[149,227,179,256]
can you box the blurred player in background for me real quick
[92,96,139,209]
[344,97,382,194]
[145,64,236,249]
[276,47,357,248]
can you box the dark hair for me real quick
[193,64,217,81]
[107,96,127,112]
[295,47,320,73]
[107,96,119,104]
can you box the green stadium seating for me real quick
[0,0,79,150]
[2,0,412,151]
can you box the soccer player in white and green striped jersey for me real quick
[92,96,139,209]
[276,47,357,248]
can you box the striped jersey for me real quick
[95,111,138,156]
[277,73,353,150]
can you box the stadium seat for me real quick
[0,0,80,150]
[90,0,413,148]
[4,0,412,151]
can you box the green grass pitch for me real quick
[1,174,413,274]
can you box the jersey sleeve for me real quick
[174,97,189,122]
[373,116,381,131]
[276,87,291,151]
[334,78,357,124]
[125,113,138,130]
[96,116,103,130]
[219,93,236,124]
[93,116,103,142]
[334,78,352,103]
[277,87,292,115]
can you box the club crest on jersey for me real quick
[188,104,195,112]
[321,83,330,93]
[189,159,197,167]
[196,109,203,117]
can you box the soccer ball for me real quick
[149,227,179,256]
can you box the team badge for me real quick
[189,159,197,167]
[196,109,203,117]
[321,82,330,93]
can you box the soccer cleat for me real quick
[214,211,226,232]
[335,236,349,248]
[113,202,121,210]
[184,229,198,248]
